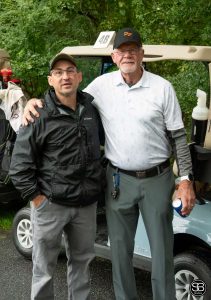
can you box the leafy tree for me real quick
[0,0,210,113]
[0,0,100,96]
[132,0,211,45]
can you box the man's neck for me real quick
[56,93,77,110]
[121,67,143,86]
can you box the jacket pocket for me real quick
[51,165,81,200]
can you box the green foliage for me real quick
[132,0,211,45]
[0,210,14,230]
[0,0,100,97]
[76,58,103,89]
[0,0,210,103]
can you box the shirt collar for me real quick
[114,67,150,88]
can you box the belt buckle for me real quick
[136,171,146,178]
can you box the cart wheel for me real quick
[174,251,211,300]
[12,207,32,259]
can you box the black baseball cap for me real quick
[49,53,77,71]
[113,28,142,49]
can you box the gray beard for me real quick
[120,64,137,74]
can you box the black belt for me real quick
[109,159,170,179]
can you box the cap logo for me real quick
[124,32,132,37]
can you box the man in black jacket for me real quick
[10,53,105,300]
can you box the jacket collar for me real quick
[44,88,93,114]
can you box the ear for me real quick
[47,75,53,86]
[140,48,144,59]
[111,53,117,64]
[77,71,82,83]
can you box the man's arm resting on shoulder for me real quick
[169,128,196,216]
[22,98,43,126]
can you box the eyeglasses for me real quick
[113,48,140,56]
[51,67,77,78]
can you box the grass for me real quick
[0,209,15,230]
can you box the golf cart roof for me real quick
[62,44,211,62]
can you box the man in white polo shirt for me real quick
[22,28,195,300]
[85,28,195,300]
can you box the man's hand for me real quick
[22,98,43,126]
[32,194,46,208]
[176,180,196,216]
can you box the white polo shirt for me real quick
[85,69,184,170]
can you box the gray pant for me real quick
[106,165,176,300]
[31,200,97,300]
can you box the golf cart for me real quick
[12,34,211,299]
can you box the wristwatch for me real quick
[180,174,194,182]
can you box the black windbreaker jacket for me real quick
[9,89,105,207]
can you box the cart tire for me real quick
[12,207,32,259]
[174,251,211,300]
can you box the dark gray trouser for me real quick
[106,165,176,300]
[30,200,97,300]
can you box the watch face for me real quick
[180,174,194,182]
